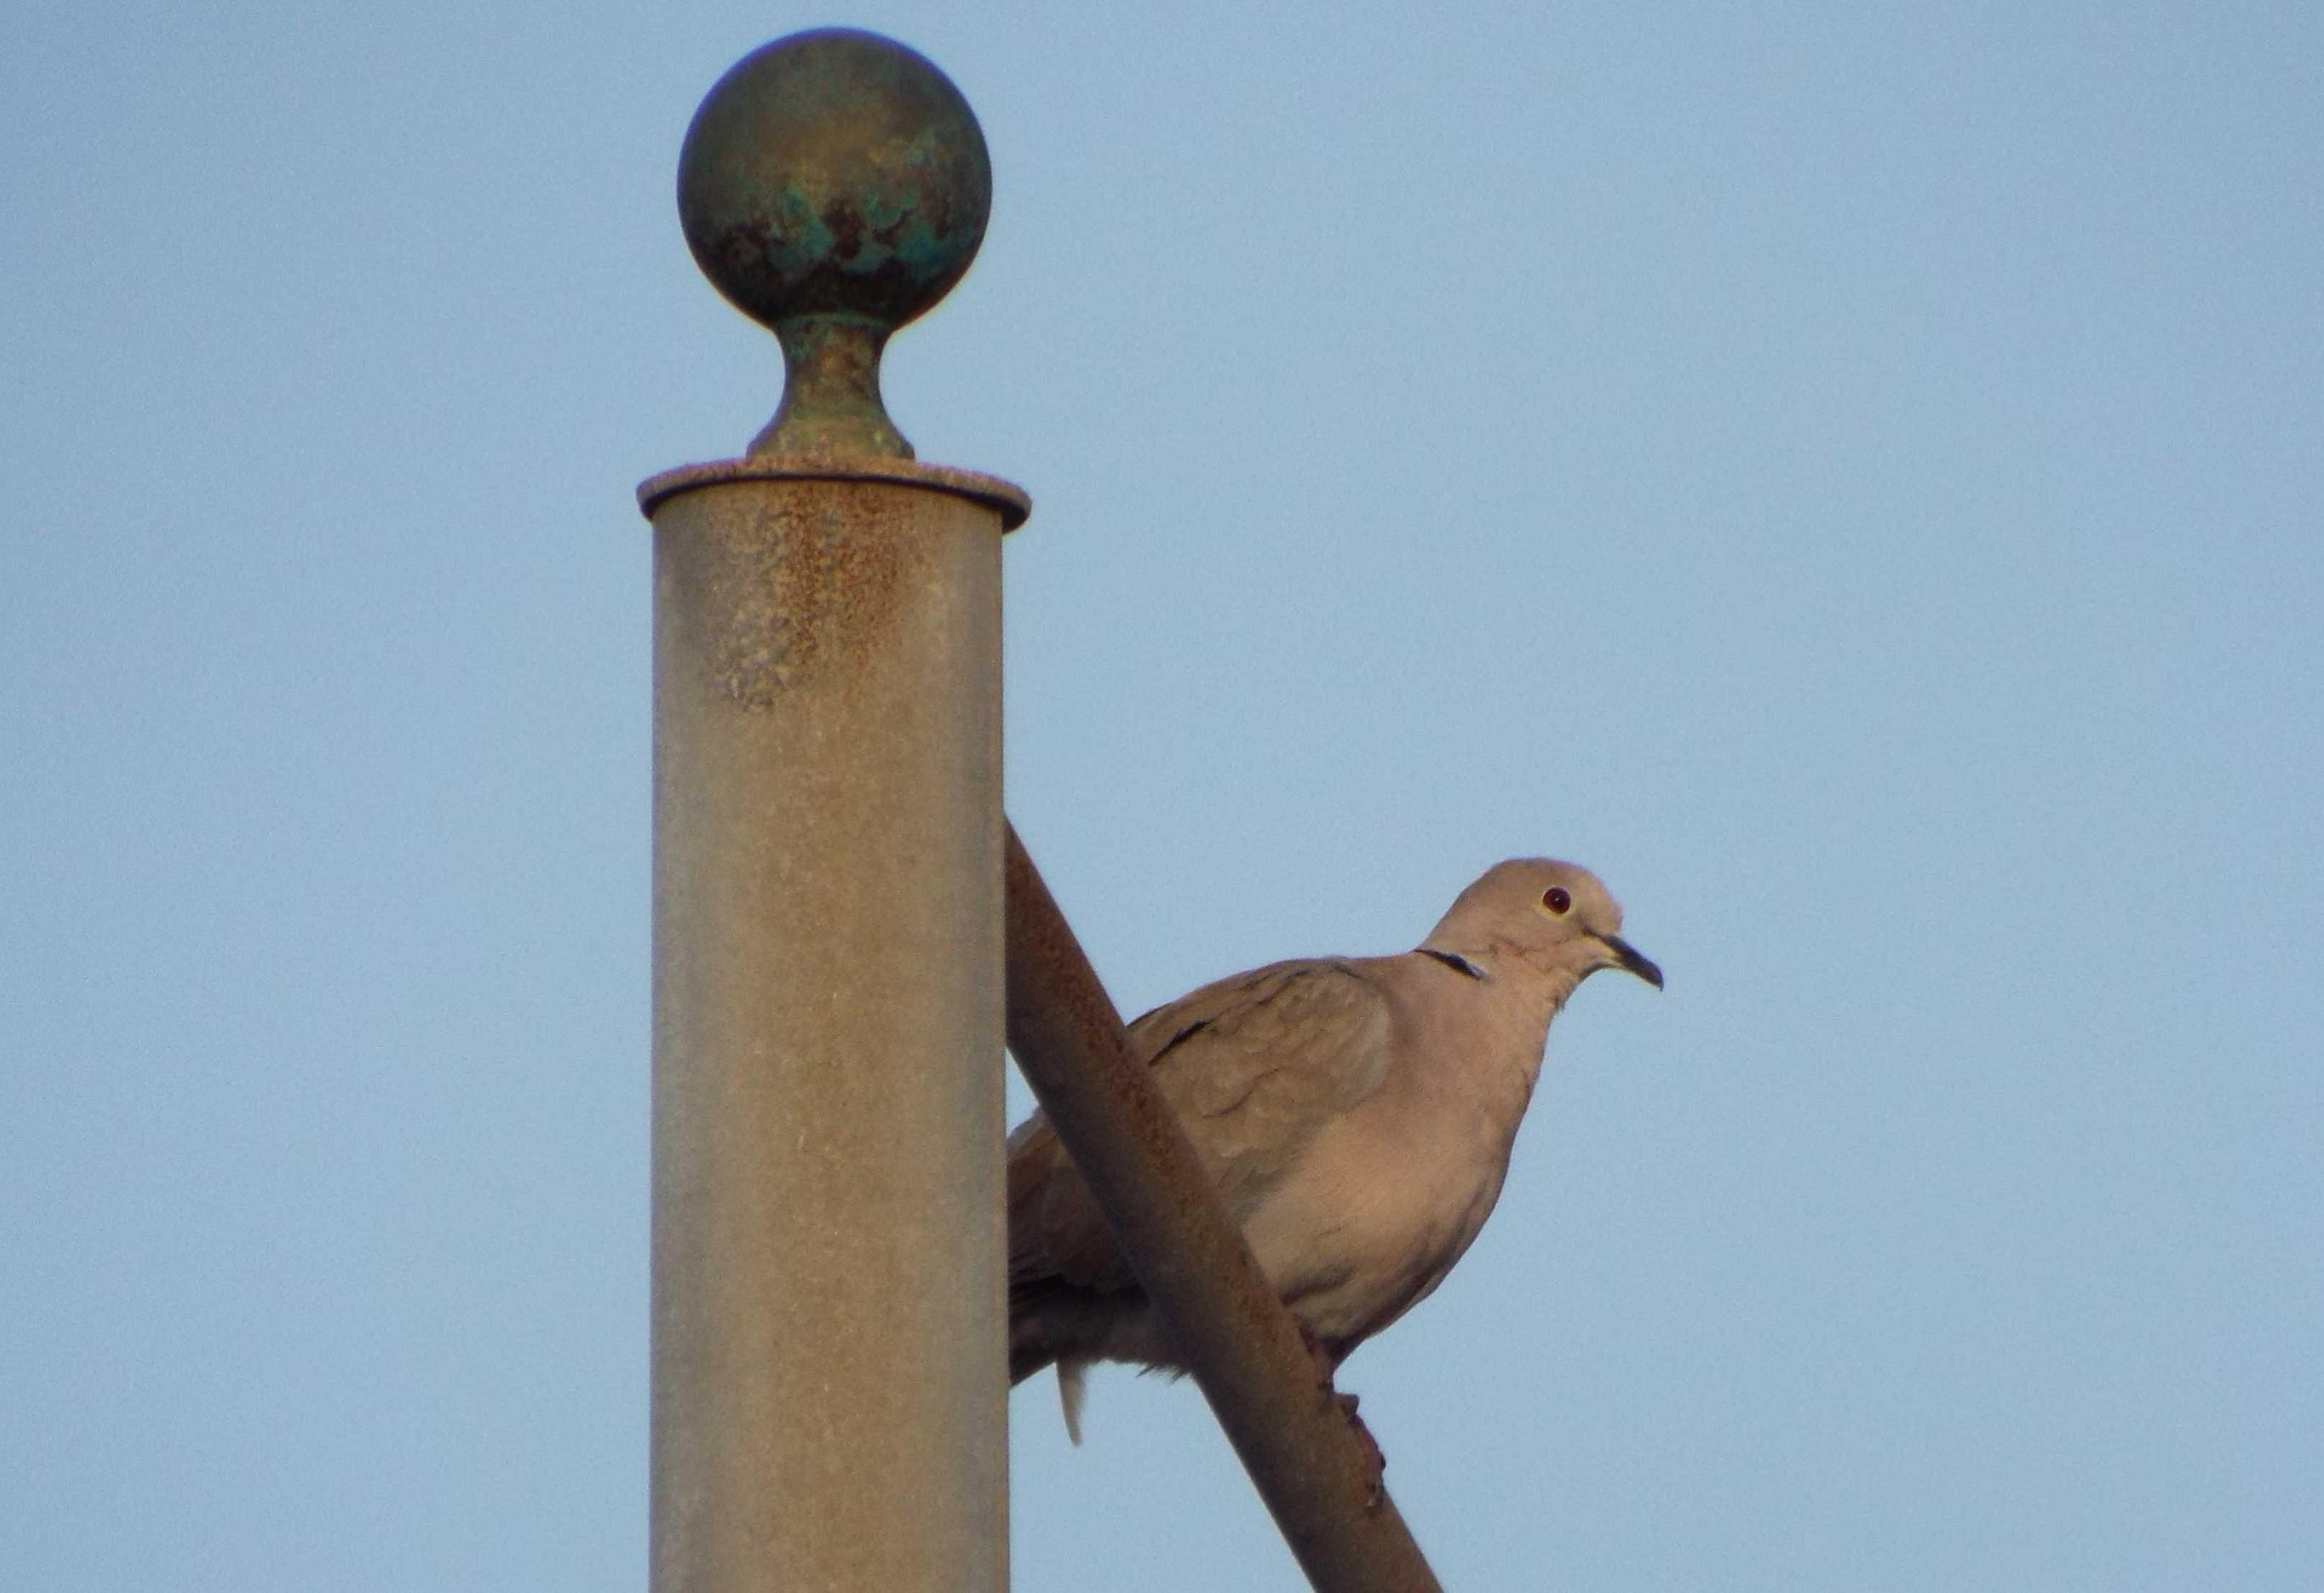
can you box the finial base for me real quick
[750,314,910,459]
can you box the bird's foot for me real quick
[1297,1322,1387,1508]
[1336,1391,1388,1507]
[1296,1320,1338,1387]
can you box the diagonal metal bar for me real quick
[1004,821,1446,1593]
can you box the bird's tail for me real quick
[1056,1358,1089,1444]
[1011,1282,1123,1439]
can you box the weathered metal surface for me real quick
[650,474,1008,1593]
[1004,824,1447,1593]
[639,454,1030,532]
[649,29,1018,1590]
[677,29,993,460]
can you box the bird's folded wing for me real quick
[1008,958,1392,1294]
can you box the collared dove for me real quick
[1007,857,1662,1440]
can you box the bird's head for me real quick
[1423,859,1663,991]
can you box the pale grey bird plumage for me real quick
[1006,858,1662,1439]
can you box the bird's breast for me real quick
[1237,1090,1510,1350]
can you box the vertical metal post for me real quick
[638,30,1029,1593]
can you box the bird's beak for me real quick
[1601,934,1664,990]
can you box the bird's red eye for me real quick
[1542,887,1572,914]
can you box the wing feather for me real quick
[1007,959,1390,1297]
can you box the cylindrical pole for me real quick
[639,31,1029,1593]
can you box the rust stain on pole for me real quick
[1005,824,1447,1593]
[651,472,1017,1592]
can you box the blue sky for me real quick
[4,4,2318,1589]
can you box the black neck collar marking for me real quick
[1418,948,1487,981]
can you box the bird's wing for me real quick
[1008,958,1392,1294]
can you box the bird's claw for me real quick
[1298,1322,1388,1508]
[1335,1392,1389,1509]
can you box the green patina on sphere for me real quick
[678,29,991,334]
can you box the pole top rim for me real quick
[638,455,1030,531]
